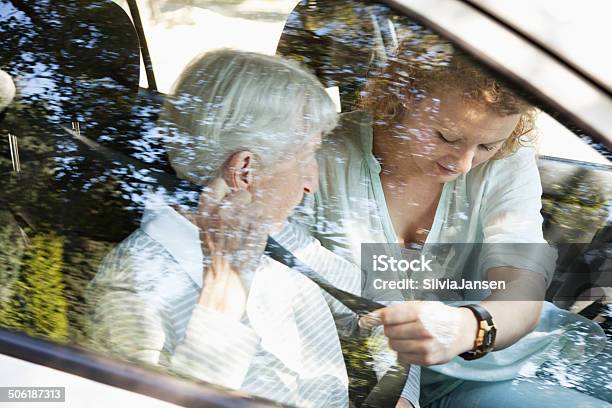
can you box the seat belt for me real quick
[265,236,410,407]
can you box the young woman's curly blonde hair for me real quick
[359,33,536,159]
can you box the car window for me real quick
[537,110,610,165]
[1,0,610,407]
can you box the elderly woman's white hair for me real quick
[161,49,338,185]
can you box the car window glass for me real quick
[1,0,610,407]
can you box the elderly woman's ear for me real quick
[222,151,257,190]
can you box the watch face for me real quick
[484,326,497,348]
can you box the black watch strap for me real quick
[459,304,497,360]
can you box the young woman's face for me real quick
[392,89,521,182]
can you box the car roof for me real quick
[468,0,612,95]
[390,0,612,149]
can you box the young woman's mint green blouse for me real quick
[291,111,606,405]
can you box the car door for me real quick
[1,0,610,407]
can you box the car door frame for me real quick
[2,0,610,405]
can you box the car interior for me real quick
[276,0,611,314]
[0,0,610,404]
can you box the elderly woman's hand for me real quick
[192,178,269,320]
[360,301,478,366]
[195,178,269,266]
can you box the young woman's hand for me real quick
[191,178,269,320]
[360,301,478,366]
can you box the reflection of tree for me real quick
[62,238,115,343]
[0,0,177,346]
[277,0,424,111]
[0,233,69,342]
[0,211,26,306]
[277,0,377,111]
[340,336,380,407]
[541,163,610,244]
[1,0,140,130]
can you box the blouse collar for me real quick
[140,191,204,288]
[344,111,382,174]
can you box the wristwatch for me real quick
[459,304,497,360]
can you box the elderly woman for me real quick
[86,49,361,407]
[276,31,609,407]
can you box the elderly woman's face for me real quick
[392,89,521,182]
[251,132,322,230]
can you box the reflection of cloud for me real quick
[114,0,297,93]
[537,111,610,165]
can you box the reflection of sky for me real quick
[19,62,58,98]
[128,127,167,164]
[0,1,18,19]
[115,164,199,211]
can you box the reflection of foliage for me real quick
[0,207,119,345]
[0,1,198,351]
[543,194,608,241]
[0,0,140,127]
[541,164,610,243]
[0,0,167,216]
[277,0,429,111]
[61,237,115,343]
[340,334,383,406]
[0,233,69,342]
[277,0,381,111]
[0,212,26,305]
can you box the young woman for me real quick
[280,34,609,407]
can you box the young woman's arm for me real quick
[365,267,546,367]
[364,148,553,365]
